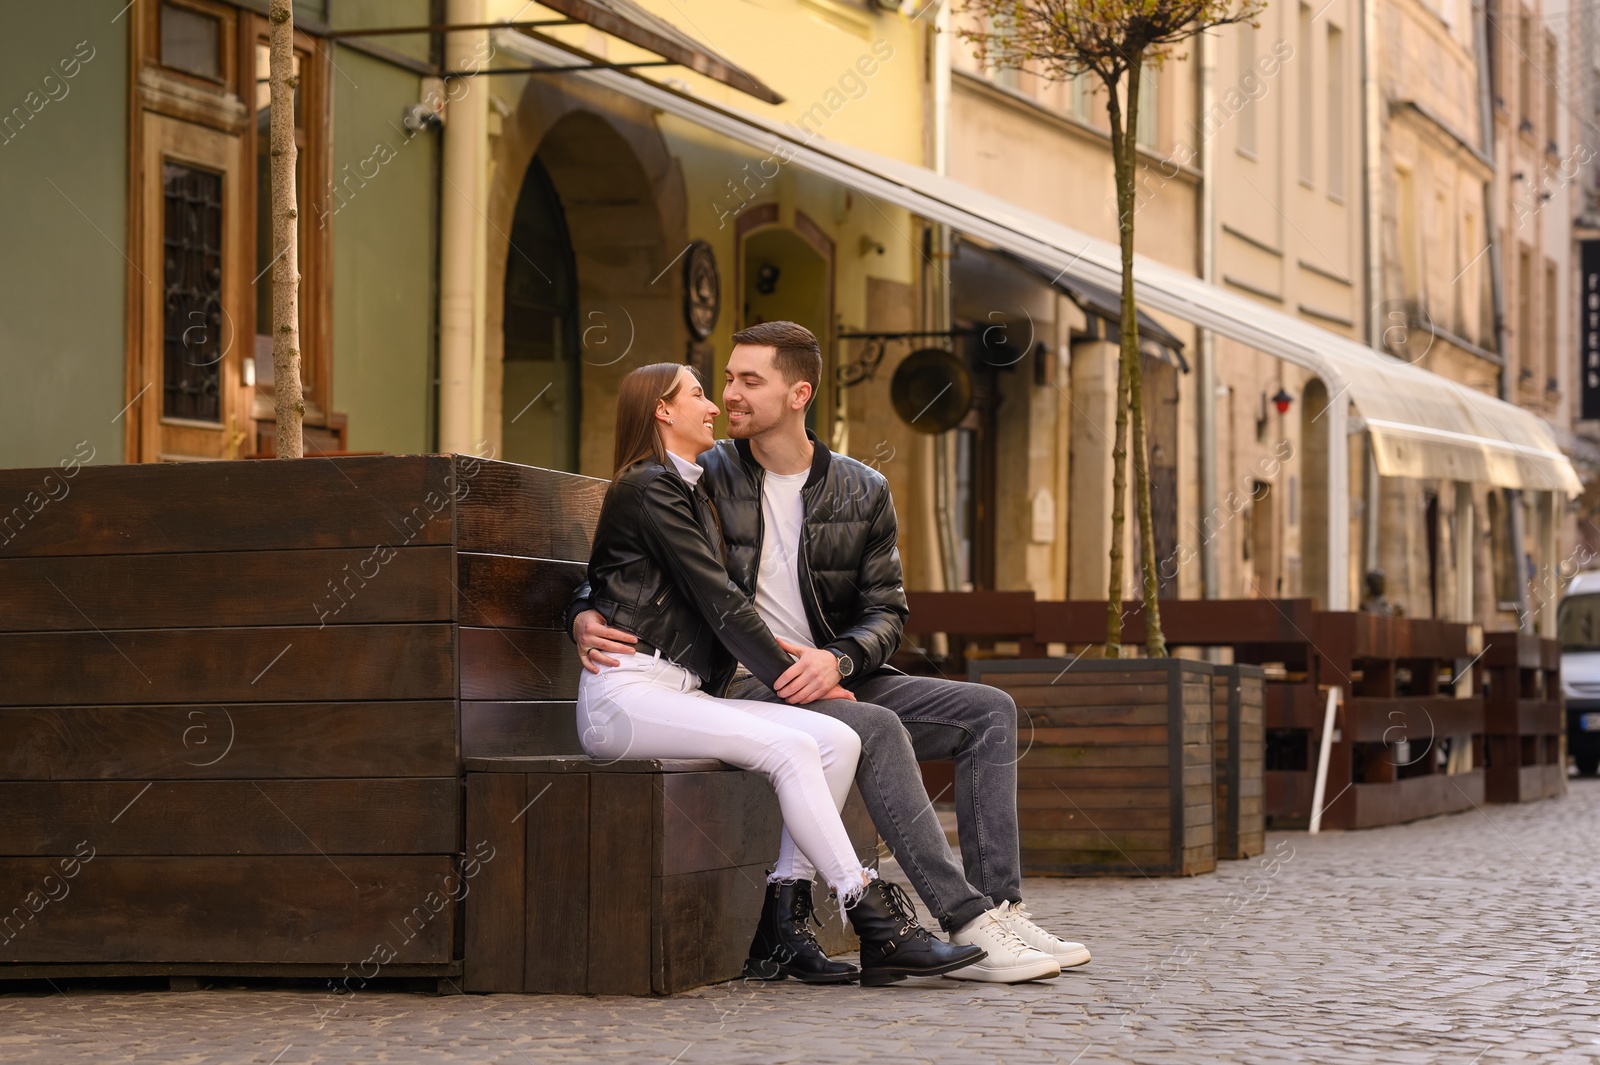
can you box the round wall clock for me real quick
[683,240,720,340]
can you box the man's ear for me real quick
[791,381,813,412]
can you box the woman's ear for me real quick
[656,399,674,426]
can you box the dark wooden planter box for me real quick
[972,658,1216,878]
[1212,664,1265,860]
[463,756,874,996]
[1482,632,1566,804]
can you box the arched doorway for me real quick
[502,156,580,471]
[492,97,686,476]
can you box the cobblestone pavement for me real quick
[5,780,1599,1065]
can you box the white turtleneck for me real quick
[666,450,703,487]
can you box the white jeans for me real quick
[577,652,871,900]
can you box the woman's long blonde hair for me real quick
[611,362,697,477]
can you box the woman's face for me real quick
[659,367,719,456]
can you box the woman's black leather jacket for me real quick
[582,457,794,697]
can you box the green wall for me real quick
[327,43,438,456]
[0,2,128,468]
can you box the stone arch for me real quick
[487,76,688,475]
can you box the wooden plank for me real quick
[975,672,1186,691]
[588,773,653,996]
[653,862,770,995]
[1017,767,1174,789]
[461,701,582,759]
[0,547,455,632]
[0,779,458,856]
[1014,703,1175,725]
[1021,747,1170,769]
[452,460,606,561]
[1016,787,1172,810]
[0,702,457,780]
[1025,725,1180,746]
[523,774,589,994]
[1019,807,1185,831]
[459,627,582,701]
[457,554,586,630]
[0,625,456,706]
[0,961,460,979]
[0,856,455,963]
[657,771,781,877]
[462,773,526,993]
[1022,829,1181,851]
[0,455,455,558]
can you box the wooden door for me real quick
[133,113,250,463]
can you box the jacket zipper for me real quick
[797,482,838,642]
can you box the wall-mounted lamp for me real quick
[1272,387,1294,415]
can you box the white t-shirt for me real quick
[753,468,816,650]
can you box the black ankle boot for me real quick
[743,879,859,984]
[845,879,986,986]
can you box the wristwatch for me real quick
[827,646,854,679]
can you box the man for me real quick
[568,321,1089,984]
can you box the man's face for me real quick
[723,343,808,439]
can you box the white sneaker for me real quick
[1004,904,1091,968]
[946,903,1061,983]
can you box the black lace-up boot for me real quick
[845,879,986,986]
[743,879,859,984]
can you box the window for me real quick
[1397,167,1421,300]
[1238,20,1257,154]
[1299,4,1315,183]
[160,2,222,81]
[1137,67,1158,149]
[991,11,1021,91]
[1518,247,1533,374]
[1545,258,1559,386]
[1518,9,1533,132]
[1327,26,1345,198]
[1070,72,1094,123]
[1545,34,1559,149]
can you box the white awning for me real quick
[496,28,1581,497]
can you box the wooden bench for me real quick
[463,755,875,995]
[0,454,868,994]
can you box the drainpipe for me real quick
[1473,0,1532,630]
[1197,25,1219,600]
[438,0,486,455]
[1362,0,1382,587]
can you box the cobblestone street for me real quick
[5,780,1598,1065]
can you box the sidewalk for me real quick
[4,781,1598,1064]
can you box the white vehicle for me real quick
[1557,570,1600,776]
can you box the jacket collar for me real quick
[733,429,831,491]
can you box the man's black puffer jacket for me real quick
[697,433,908,684]
[581,457,795,698]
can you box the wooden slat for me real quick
[457,554,586,630]
[1017,766,1175,788]
[653,863,770,995]
[1017,787,1177,809]
[523,774,589,994]
[463,773,526,993]
[0,779,459,855]
[459,627,582,701]
[0,625,456,706]
[657,770,781,876]
[1019,807,1185,831]
[0,856,455,963]
[0,455,454,558]
[461,701,582,759]
[453,460,606,561]
[0,548,455,632]
[587,773,653,995]
[0,702,457,780]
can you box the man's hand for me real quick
[573,608,638,673]
[773,637,843,705]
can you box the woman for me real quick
[577,362,984,987]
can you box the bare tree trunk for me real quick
[269,0,304,458]
[1104,75,1133,659]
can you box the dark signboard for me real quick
[1582,240,1600,420]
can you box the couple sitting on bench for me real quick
[565,320,1090,987]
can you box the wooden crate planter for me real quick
[1482,632,1566,804]
[463,756,876,996]
[1212,665,1265,859]
[0,454,604,984]
[973,658,1216,878]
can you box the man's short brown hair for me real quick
[731,321,822,406]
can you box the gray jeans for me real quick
[726,669,1022,931]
